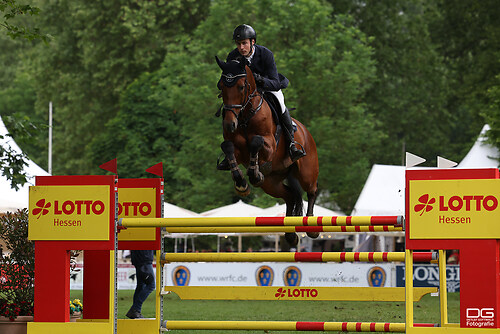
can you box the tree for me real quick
[435,0,500,162]
[0,0,48,189]
[332,0,454,165]
[0,0,49,42]
[28,0,209,175]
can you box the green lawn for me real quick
[71,290,460,334]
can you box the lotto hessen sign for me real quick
[117,187,156,241]
[29,185,110,240]
[409,179,500,239]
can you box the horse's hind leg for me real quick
[306,183,319,216]
[305,184,319,238]
[261,176,299,248]
[221,140,250,196]
[247,136,264,187]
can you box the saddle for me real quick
[262,92,283,149]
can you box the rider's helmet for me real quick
[233,24,256,42]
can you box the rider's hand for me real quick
[253,73,265,86]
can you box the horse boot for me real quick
[279,109,306,162]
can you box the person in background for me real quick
[126,249,155,319]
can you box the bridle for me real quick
[218,72,264,128]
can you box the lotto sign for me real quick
[117,187,156,241]
[409,179,500,239]
[29,185,110,240]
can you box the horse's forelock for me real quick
[220,59,246,87]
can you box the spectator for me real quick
[126,250,155,319]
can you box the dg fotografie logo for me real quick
[414,194,499,215]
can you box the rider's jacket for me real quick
[227,44,289,92]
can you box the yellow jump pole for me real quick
[120,215,403,227]
[159,225,403,233]
[438,249,449,326]
[161,251,436,263]
[163,320,406,332]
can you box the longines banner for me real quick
[409,179,500,239]
[29,185,110,241]
[396,264,460,292]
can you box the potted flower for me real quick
[69,299,83,322]
[0,209,34,332]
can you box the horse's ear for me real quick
[215,56,225,70]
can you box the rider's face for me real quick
[236,39,253,57]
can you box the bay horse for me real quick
[215,56,319,246]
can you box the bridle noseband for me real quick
[220,72,264,128]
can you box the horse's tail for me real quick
[287,174,303,216]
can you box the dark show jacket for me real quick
[227,44,289,92]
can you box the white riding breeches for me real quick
[269,90,286,114]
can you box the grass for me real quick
[70,290,460,334]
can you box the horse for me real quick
[215,56,320,246]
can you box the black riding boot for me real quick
[279,109,306,162]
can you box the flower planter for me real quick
[70,311,82,322]
[0,316,33,334]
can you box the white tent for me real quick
[458,124,499,168]
[164,202,199,217]
[0,117,50,212]
[261,201,344,217]
[201,199,266,217]
[351,164,405,217]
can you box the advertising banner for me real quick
[395,264,460,292]
[163,262,395,287]
[409,179,500,239]
[29,185,110,240]
[117,187,156,241]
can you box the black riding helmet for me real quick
[233,24,256,42]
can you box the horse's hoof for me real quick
[235,184,251,197]
[284,233,299,247]
[307,232,320,239]
[248,171,264,187]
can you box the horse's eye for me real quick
[239,85,244,92]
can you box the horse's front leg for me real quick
[221,140,250,196]
[247,136,264,187]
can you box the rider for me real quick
[217,24,306,170]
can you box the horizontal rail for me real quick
[161,251,436,263]
[119,215,403,227]
[159,225,403,233]
[162,320,407,332]
[163,286,437,302]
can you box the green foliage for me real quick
[0,0,50,42]
[0,209,34,320]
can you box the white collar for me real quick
[245,46,255,64]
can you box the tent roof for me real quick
[164,202,200,217]
[458,124,499,168]
[200,200,266,217]
[351,164,406,217]
[0,117,50,212]
[261,201,344,217]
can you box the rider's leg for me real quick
[270,90,306,162]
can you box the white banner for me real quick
[70,262,397,289]
[164,262,396,287]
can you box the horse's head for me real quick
[216,56,256,133]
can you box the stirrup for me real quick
[289,142,306,162]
